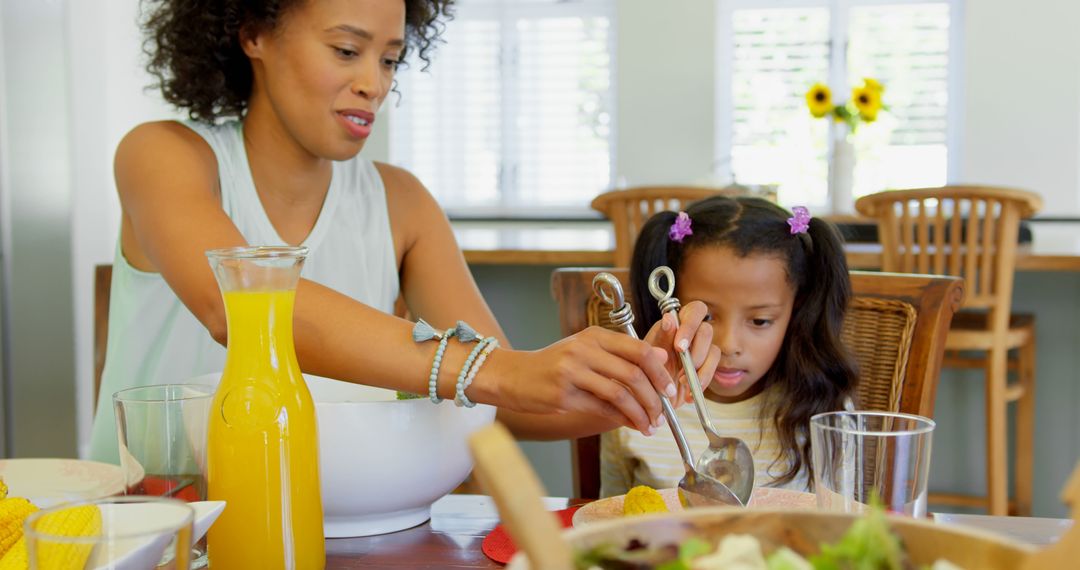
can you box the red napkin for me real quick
[137,475,202,503]
[482,505,581,565]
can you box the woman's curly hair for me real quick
[142,0,454,123]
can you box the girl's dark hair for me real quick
[629,196,857,486]
[141,0,455,122]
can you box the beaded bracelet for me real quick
[451,329,486,406]
[415,319,489,404]
[456,336,499,408]
[414,319,457,403]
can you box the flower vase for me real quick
[829,134,856,215]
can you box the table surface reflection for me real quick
[323,494,1070,567]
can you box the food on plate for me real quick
[0,477,102,570]
[574,503,965,570]
[623,486,669,517]
[0,477,39,566]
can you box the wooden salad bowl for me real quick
[468,422,1080,570]
[504,507,1035,569]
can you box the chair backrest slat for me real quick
[980,200,998,299]
[963,199,982,304]
[629,200,645,240]
[991,203,1024,329]
[900,201,915,271]
[916,200,930,273]
[93,264,113,409]
[948,198,963,276]
[933,198,946,274]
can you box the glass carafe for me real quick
[205,246,325,569]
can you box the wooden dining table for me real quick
[324,495,583,568]
[323,494,1071,567]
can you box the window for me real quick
[389,0,616,216]
[717,0,959,209]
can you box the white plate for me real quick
[0,458,124,507]
[572,487,817,526]
[88,501,225,570]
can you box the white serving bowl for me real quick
[188,373,496,537]
[307,375,496,537]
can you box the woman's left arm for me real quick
[378,163,714,440]
[378,163,604,437]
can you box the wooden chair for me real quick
[551,267,964,499]
[93,264,113,410]
[856,185,1042,516]
[590,186,739,267]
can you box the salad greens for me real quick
[809,505,903,570]
[572,502,937,570]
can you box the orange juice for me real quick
[207,290,325,569]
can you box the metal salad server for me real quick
[647,266,756,506]
[592,272,744,508]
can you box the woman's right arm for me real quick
[115,122,671,435]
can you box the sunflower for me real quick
[852,85,883,122]
[862,77,885,93]
[805,83,833,118]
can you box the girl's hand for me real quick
[644,300,721,406]
[482,327,675,436]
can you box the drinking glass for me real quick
[114,384,214,567]
[811,411,935,517]
[25,495,194,570]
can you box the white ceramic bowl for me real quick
[307,375,496,537]
[188,373,496,538]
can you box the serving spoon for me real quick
[647,266,756,506]
[592,272,743,508]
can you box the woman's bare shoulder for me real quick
[373,161,425,194]
[374,161,444,217]
[117,120,212,157]
[114,120,218,199]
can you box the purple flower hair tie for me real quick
[787,206,811,235]
[669,211,693,243]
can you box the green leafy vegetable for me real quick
[809,502,904,570]
[653,537,713,570]
[767,547,814,570]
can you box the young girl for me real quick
[601,196,858,495]
[89,0,718,462]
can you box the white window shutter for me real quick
[390,0,615,215]
[723,0,956,208]
[847,2,952,196]
[729,7,832,207]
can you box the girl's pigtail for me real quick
[773,216,859,486]
[804,217,854,354]
[628,211,679,338]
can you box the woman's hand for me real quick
[644,300,721,406]
[479,327,675,436]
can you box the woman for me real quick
[90,0,717,462]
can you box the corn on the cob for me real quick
[0,498,38,558]
[0,477,8,500]
[0,504,102,570]
[622,485,669,516]
[0,536,25,570]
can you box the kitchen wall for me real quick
[959,0,1080,213]
[0,0,77,457]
